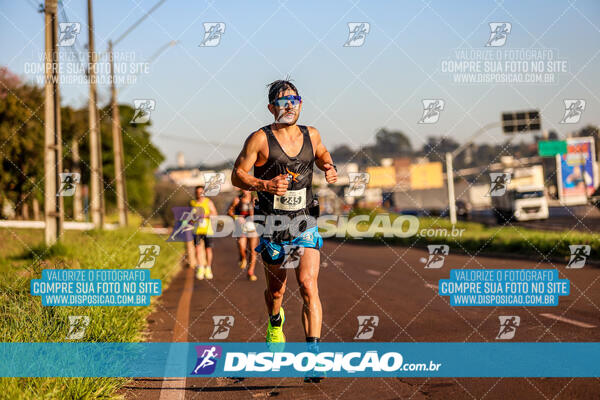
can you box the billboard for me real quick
[410,162,443,190]
[393,158,411,190]
[557,137,597,204]
[366,166,396,188]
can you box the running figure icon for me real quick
[192,346,220,374]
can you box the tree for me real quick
[330,144,356,163]
[372,128,412,157]
[420,136,459,162]
[0,67,44,217]
[0,66,165,220]
[60,106,88,219]
[99,104,165,216]
[577,125,599,138]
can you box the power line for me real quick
[57,0,89,77]
[113,0,167,47]
[118,39,179,97]
[96,0,167,61]
[95,0,167,61]
[147,40,178,64]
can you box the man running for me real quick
[227,190,259,281]
[191,185,217,280]
[231,80,337,358]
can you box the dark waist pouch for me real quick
[254,201,319,243]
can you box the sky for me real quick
[1,0,599,168]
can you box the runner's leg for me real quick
[205,245,213,266]
[195,240,206,267]
[248,236,258,277]
[294,248,322,338]
[194,237,206,280]
[237,236,247,260]
[263,262,287,316]
[204,237,214,279]
[237,236,247,268]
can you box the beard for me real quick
[275,108,298,125]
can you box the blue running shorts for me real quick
[255,225,323,265]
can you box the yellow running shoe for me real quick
[266,307,285,351]
[239,259,247,269]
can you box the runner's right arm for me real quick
[231,130,289,195]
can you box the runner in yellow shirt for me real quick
[190,185,218,280]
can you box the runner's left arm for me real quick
[309,126,338,184]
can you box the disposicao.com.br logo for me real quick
[220,350,441,375]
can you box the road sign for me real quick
[501,110,541,133]
[538,140,567,156]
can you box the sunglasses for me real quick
[271,95,302,108]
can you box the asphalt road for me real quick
[122,237,600,400]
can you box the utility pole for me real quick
[106,39,178,226]
[109,40,128,227]
[72,138,83,220]
[105,0,167,227]
[87,0,103,228]
[97,95,105,220]
[44,0,63,245]
[445,153,456,225]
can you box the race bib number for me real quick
[273,188,306,211]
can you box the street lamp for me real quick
[446,110,541,224]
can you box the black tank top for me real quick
[254,124,315,238]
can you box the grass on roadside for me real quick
[0,227,183,400]
[335,208,600,261]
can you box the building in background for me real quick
[393,157,411,191]
[409,162,443,190]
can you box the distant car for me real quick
[491,185,549,223]
[397,209,421,216]
[455,200,471,220]
[437,201,470,220]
